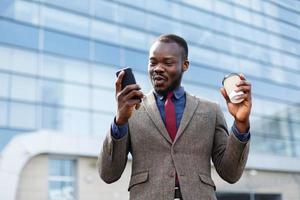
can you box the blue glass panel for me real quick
[122,48,148,70]
[95,42,120,66]
[44,0,89,14]
[44,30,89,60]
[42,106,62,130]
[0,20,38,49]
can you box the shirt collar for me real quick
[154,86,185,101]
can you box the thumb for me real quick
[115,70,125,93]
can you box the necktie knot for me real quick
[166,92,174,101]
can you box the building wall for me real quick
[16,154,48,200]
[16,154,300,200]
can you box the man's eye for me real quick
[149,62,157,66]
[165,62,172,66]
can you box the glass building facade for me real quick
[1,0,300,156]
[0,0,300,199]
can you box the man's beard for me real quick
[153,73,183,97]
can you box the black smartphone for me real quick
[116,67,137,90]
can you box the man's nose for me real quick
[154,63,165,73]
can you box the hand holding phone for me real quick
[115,67,143,125]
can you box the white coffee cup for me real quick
[222,73,244,104]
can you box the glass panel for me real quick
[62,108,90,135]
[49,181,75,200]
[11,49,38,75]
[94,0,117,21]
[44,0,90,14]
[0,46,13,70]
[41,6,89,37]
[11,75,37,102]
[91,65,116,87]
[63,84,90,109]
[95,42,120,66]
[14,0,39,25]
[49,159,76,200]
[120,27,147,50]
[64,59,89,84]
[92,89,115,112]
[41,106,62,130]
[91,20,120,44]
[40,55,65,80]
[9,102,36,129]
[0,100,8,126]
[117,6,146,29]
[92,113,113,136]
[44,30,89,60]
[0,73,9,98]
[0,0,14,18]
[122,48,148,71]
[38,80,63,105]
[0,19,38,49]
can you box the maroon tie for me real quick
[165,92,177,141]
[165,92,179,186]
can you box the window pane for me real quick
[62,109,90,135]
[120,28,147,50]
[0,100,8,126]
[94,1,117,21]
[9,102,36,129]
[11,76,37,102]
[0,19,38,49]
[63,84,90,109]
[122,48,148,71]
[91,65,116,87]
[11,49,38,75]
[64,60,89,84]
[95,42,120,66]
[49,159,76,200]
[45,0,89,14]
[14,1,39,25]
[44,30,89,60]
[49,181,75,200]
[40,55,64,80]
[92,89,115,112]
[41,6,89,37]
[92,113,113,136]
[91,20,119,44]
[41,106,62,130]
[0,73,9,98]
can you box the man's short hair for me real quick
[154,34,188,60]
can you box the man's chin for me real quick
[154,86,169,96]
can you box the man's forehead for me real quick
[149,41,182,56]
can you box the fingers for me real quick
[124,89,144,100]
[220,87,230,103]
[115,70,125,93]
[235,80,252,94]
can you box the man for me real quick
[98,34,251,200]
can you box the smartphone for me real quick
[116,67,137,90]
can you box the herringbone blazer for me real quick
[98,92,250,200]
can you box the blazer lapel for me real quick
[142,92,173,144]
[174,93,199,144]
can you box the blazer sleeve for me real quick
[98,128,130,184]
[211,104,250,184]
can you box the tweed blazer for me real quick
[98,92,250,200]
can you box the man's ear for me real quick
[183,60,189,72]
